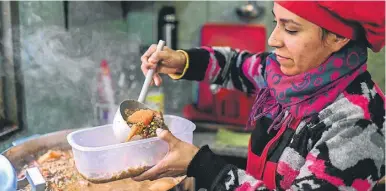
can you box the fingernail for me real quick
[156,128,164,136]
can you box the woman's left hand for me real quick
[147,176,187,191]
[133,128,199,181]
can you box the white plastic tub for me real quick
[67,115,196,183]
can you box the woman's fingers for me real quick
[141,44,158,75]
[148,51,167,65]
[143,49,169,70]
[153,171,185,180]
[141,59,151,75]
[153,74,162,86]
[141,63,162,86]
[133,161,167,181]
[157,129,179,148]
[140,44,181,87]
[141,44,157,62]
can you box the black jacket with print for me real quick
[174,47,385,191]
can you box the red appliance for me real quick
[183,23,266,127]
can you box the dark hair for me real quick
[321,26,368,47]
[321,28,343,40]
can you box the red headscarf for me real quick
[275,1,385,52]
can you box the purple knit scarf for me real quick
[247,43,367,132]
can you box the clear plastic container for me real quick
[67,115,196,183]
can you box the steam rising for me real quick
[0,1,193,139]
[19,26,143,134]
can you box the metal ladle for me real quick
[112,40,165,143]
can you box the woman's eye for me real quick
[273,20,298,34]
[285,29,298,34]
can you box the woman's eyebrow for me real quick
[272,10,302,27]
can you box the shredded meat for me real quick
[17,149,76,191]
[17,149,157,191]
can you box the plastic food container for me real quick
[67,115,195,183]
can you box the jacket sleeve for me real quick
[187,119,385,191]
[288,119,385,191]
[187,145,270,191]
[170,47,270,94]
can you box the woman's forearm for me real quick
[172,47,269,95]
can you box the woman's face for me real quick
[268,3,348,75]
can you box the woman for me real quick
[134,1,385,190]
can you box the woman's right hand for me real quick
[141,45,187,86]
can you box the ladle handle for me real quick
[138,40,165,103]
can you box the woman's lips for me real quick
[276,54,290,61]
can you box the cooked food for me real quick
[17,149,180,191]
[18,149,79,191]
[124,109,168,142]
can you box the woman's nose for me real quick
[268,26,283,48]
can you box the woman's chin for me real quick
[280,66,299,76]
